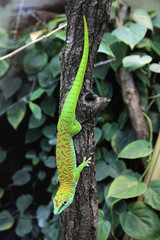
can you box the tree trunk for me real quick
[58,0,112,239]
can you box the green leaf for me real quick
[23,49,48,74]
[0,97,12,116]
[95,79,112,97]
[103,32,119,45]
[107,175,147,199]
[137,38,152,51]
[36,205,50,220]
[1,76,22,100]
[42,124,57,138]
[118,110,128,130]
[96,161,110,181]
[39,151,47,161]
[55,29,66,41]
[112,24,147,49]
[120,202,160,240]
[49,54,60,77]
[107,160,126,178]
[16,194,33,215]
[0,210,14,231]
[94,64,108,80]
[135,69,150,85]
[109,42,128,71]
[32,157,40,166]
[0,188,4,199]
[98,42,114,57]
[25,150,36,159]
[25,129,41,144]
[7,102,26,129]
[38,65,54,87]
[22,165,32,172]
[44,156,56,168]
[40,138,52,152]
[40,95,57,117]
[102,122,118,141]
[0,28,8,47]
[48,137,57,146]
[12,169,31,186]
[123,55,152,72]
[136,81,148,110]
[37,171,46,181]
[28,114,46,129]
[45,37,63,57]
[118,140,152,159]
[0,147,7,164]
[150,63,160,73]
[94,127,102,144]
[102,149,117,164]
[131,9,153,31]
[152,14,160,29]
[153,84,160,112]
[0,59,10,77]
[97,210,111,240]
[29,102,42,120]
[17,82,31,100]
[98,183,105,204]
[152,35,160,56]
[111,128,136,153]
[30,88,45,101]
[15,218,32,237]
[144,179,160,211]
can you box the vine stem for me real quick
[0,23,67,61]
[110,198,121,238]
[138,112,153,183]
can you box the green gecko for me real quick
[52,16,91,215]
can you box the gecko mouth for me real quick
[58,203,65,213]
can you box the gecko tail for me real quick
[60,16,89,123]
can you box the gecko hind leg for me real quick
[75,156,91,182]
[70,118,82,137]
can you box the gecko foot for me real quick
[83,156,91,167]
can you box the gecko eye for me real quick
[63,200,67,204]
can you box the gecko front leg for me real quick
[75,156,91,182]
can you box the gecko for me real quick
[52,16,91,215]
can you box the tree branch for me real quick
[0,23,67,61]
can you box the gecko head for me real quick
[52,191,73,215]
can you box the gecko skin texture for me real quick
[52,16,91,215]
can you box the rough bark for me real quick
[58,0,112,239]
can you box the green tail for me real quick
[59,16,89,125]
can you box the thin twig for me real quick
[0,23,67,61]
[94,58,116,67]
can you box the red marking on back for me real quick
[61,150,69,158]
[60,162,66,169]
[61,137,68,141]
[58,132,66,138]
[57,155,61,161]
[57,145,66,149]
